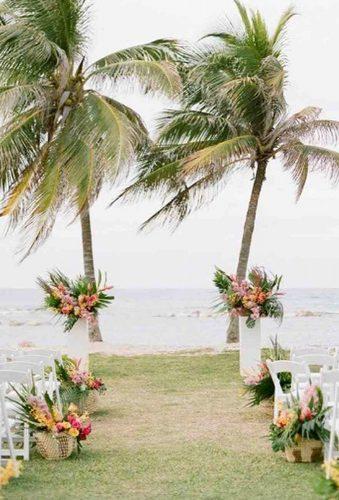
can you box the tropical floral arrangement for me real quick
[214,267,284,328]
[269,385,329,453]
[0,460,21,487]
[316,461,339,498]
[243,338,291,406]
[37,270,114,332]
[56,356,106,396]
[11,388,92,453]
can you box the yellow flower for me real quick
[63,422,71,430]
[68,403,78,414]
[0,460,21,486]
[324,461,339,488]
[52,406,62,422]
[69,427,79,438]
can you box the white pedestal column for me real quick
[239,317,261,375]
[65,318,89,370]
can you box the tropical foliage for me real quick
[56,355,106,396]
[269,385,329,453]
[37,270,114,332]
[0,0,181,256]
[214,266,283,327]
[115,1,339,341]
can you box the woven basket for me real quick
[285,439,323,463]
[35,432,76,460]
[78,391,99,415]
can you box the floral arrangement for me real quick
[56,356,106,395]
[269,385,329,453]
[214,266,284,327]
[316,461,339,498]
[243,338,291,405]
[11,388,91,453]
[0,460,21,487]
[37,270,114,332]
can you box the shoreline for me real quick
[89,342,240,356]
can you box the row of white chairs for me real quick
[0,349,62,461]
[267,346,339,462]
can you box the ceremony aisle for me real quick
[4,353,319,499]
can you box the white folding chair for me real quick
[321,370,339,406]
[0,370,32,461]
[15,355,61,411]
[326,383,339,467]
[0,361,46,397]
[22,349,62,362]
[267,360,311,420]
[291,347,331,360]
[293,354,337,385]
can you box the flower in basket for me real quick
[269,385,330,454]
[10,386,92,455]
[0,460,21,487]
[56,356,106,394]
[213,267,284,328]
[37,270,114,332]
[243,338,291,406]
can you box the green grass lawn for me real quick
[4,352,323,499]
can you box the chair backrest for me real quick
[0,361,44,373]
[293,353,336,371]
[291,347,330,360]
[320,369,339,404]
[267,360,310,396]
[14,354,54,367]
[22,349,62,362]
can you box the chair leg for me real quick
[23,423,30,461]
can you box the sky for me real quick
[1,0,339,289]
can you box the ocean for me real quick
[0,288,339,351]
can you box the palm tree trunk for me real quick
[80,201,103,342]
[226,158,268,343]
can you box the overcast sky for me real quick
[1,0,339,289]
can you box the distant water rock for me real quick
[295,310,322,317]
[9,320,25,326]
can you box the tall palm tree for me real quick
[0,0,182,341]
[115,1,339,342]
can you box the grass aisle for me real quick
[5,353,320,499]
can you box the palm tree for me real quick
[0,0,182,341]
[115,1,339,342]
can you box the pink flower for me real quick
[300,405,313,422]
[55,422,65,432]
[251,306,261,320]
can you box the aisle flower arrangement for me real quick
[214,267,284,327]
[56,356,106,412]
[243,339,291,405]
[269,385,329,462]
[37,270,114,332]
[11,388,91,459]
[0,460,21,488]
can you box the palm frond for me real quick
[281,143,339,197]
[181,135,258,178]
[87,39,182,98]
